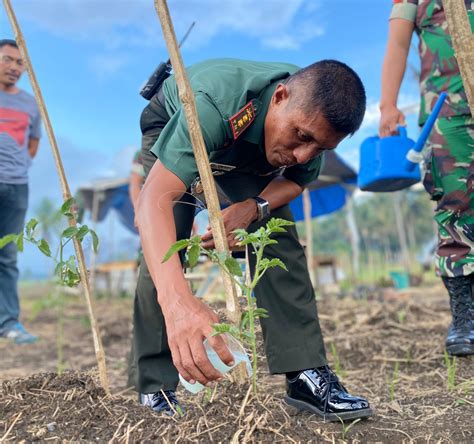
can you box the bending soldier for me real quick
[133,58,373,420]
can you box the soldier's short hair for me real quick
[0,39,18,50]
[286,60,366,136]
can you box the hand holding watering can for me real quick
[358,93,447,192]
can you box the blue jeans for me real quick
[0,183,28,331]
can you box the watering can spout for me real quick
[405,92,447,172]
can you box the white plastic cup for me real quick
[179,333,253,394]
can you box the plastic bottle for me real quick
[179,333,253,394]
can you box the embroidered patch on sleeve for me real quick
[228,101,256,140]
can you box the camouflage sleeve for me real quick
[390,0,418,22]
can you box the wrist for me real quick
[379,102,398,111]
[250,196,270,221]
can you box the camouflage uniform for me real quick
[391,0,474,277]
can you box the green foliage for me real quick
[389,361,400,401]
[329,343,346,379]
[0,198,99,288]
[338,417,361,441]
[444,351,457,390]
[164,217,293,394]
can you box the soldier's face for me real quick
[264,83,346,168]
[0,45,24,88]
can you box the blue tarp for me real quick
[290,183,352,221]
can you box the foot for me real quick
[139,391,184,416]
[284,366,373,422]
[443,275,474,356]
[0,322,38,344]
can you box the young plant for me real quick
[0,198,99,288]
[338,417,361,441]
[163,217,294,394]
[0,198,99,373]
[444,351,457,390]
[388,361,400,401]
[329,343,346,379]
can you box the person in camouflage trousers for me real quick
[379,0,474,355]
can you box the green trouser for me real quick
[129,92,327,393]
[131,202,327,393]
[423,116,474,277]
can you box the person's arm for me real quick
[28,137,39,158]
[201,175,302,249]
[379,18,415,138]
[136,160,234,386]
[129,172,143,211]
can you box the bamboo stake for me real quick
[154,1,241,325]
[443,0,474,116]
[3,0,109,393]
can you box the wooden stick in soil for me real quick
[2,0,110,394]
[443,0,474,116]
[154,0,245,383]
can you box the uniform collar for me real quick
[242,80,279,146]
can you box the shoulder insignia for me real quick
[228,101,256,140]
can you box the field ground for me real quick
[0,281,473,442]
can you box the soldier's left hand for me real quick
[201,199,257,249]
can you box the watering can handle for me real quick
[405,92,448,171]
[397,125,407,138]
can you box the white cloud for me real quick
[88,53,131,79]
[361,94,419,130]
[11,0,325,51]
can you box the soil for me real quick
[0,282,473,442]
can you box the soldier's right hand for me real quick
[161,293,235,386]
[379,105,406,138]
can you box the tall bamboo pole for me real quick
[153,0,241,326]
[3,0,109,393]
[443,0,474,116]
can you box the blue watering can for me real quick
[357,93,447,192]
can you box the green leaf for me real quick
[187,243,200,268]
[0,233,18,249]
[75,225,90,242]
[38,239,52,257]
[60,198,75,216]
[259,257,287,271]
[267,218,294,230]
[62,226,79,239]
[254,308,269,318]
[232,228,248,241]
[240,311,250,330]
[162,239,190,263]
[16,234,24,252]
[90,229,99,253]
[225,256,242,277]
[211,323,232,336]
[25,218,38,238]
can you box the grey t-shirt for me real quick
[0,89,41,184]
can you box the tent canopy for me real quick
[76,178,138,235]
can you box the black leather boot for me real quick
[443,275,474,356]
[284,366,373,421]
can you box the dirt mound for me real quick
[1,289,473,442]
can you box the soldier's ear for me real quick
[272,83,290,105]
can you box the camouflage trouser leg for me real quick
[423,116,474,277]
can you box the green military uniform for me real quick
[391,0,474,277]
[131,59,327,393]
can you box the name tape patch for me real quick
[228,101,256,140]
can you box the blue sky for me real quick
[0,0,422,275]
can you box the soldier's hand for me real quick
[201,199,257,249]
[379,106,406,138]
[161,293,234,386]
